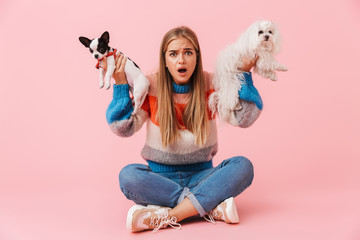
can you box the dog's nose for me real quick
[264,35,269,41]
[94,54,99,59]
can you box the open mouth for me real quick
[178,68,187,74]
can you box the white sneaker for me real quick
[204,197,239,224]
[126,205,181,232]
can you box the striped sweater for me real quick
[106,71,262,169]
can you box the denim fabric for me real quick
[119,156,254,217]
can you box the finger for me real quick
[116,54,124,70]
[115,53,121,62]
[102,57,107,70]
[119,56,127,72]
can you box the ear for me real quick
[79,37,91,48]
[100,31,110,43]
[272,23,282,54]
[247,21,260,52]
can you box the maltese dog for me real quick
[210,20,287,120]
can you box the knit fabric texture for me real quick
[106,71,262,168]
[237,72,263,110]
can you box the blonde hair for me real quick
[157,26,209,147]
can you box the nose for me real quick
[94,54,99,59]
[264,35,269,41]
[178,54,185,64]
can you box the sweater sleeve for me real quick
[226,72,263,127]
[106,84,149,137]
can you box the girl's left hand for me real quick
[237,55,259,72]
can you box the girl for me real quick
[105,26,263,232]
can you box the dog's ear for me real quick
[246,21,262,52]
[100,31,110,44]
[272,23,282,54]
[79,37,91,48]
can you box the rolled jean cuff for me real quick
[177,187,206,217]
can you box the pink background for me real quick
[1,0,360,239]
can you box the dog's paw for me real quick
[105,83,111,90]
[132,105,140,115]
[277,64,288,72]
[268,73,278,81]
[99,82,104,89]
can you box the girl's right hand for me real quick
[113,54,128,85]
[103,54,128,85]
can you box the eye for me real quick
[169,52,176,57]
[269,30,273,34]
[185,51,193,56]
[258,30,264,35]
[89,49,94,53]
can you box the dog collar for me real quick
[95,48,117,69]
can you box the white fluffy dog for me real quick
[209,20,287,120]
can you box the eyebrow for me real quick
[168,47,194,52]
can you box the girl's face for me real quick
[165,37,197,85]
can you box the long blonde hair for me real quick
[157,26,209,147]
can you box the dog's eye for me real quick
[258,30,264,35]
[90,49,94,53]
[269,31,273,34]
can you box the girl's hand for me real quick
[237,55,259,72]
[113,54,128,85]
[102,54,128,85]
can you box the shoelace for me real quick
[204,210,219,224]
[151,214,181,232]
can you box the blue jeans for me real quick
[119,156,254,217]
